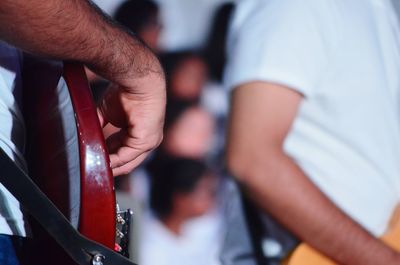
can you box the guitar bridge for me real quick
[115,203,133,258]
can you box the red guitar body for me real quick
[22,57,115,264]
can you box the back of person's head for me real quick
[162,102,215,159]
[149,157,216,219]
[160,51,208,102]
[114,0,160,50]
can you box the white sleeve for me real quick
[225,0,333,97]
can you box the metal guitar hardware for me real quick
[92,254,105,265]
[115,204,133,258]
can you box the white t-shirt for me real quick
[225,0,400,236]
[155,0,233,51]
[140,213,222,265]
[0,41,29,236]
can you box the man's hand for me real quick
[0,0,166,176]
[97,77,165,176]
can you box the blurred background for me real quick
[90,0,237,264]
[84,1,400,265]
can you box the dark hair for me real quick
[114,0,159,33]
[160,50,205,83]
[159,50,206,103]
[149,156,208,218]
[164,100,196,132]
[204,3,235,82]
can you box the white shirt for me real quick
[155,0,233,51]
[225,0,400,236]
[140,213,222,265]
[0,41,29,236]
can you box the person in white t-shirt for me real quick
[0,0,166,264]
[141,157,221,265]
[225,0,400,264]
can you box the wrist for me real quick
[88,26,163,88]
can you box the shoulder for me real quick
[225,0,337,90]
[231,0,334,36]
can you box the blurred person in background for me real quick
[121,100,218,263]
[87,1,231,263]
[162,102,216,160]
[114,0,162,52]
[141,157,221,265]
[139,101,216,206]
[225,0,400,265]
[161,51,208,104]
[137,101,224,265]
[160,50,229,161]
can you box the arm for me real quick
[0,0,166,175]
[226,82,400,265]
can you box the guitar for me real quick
[286,213,400,265]
[22,56,127,264]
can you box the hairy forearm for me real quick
[0,0,163,88]
[0,0,165,175]
[228,149,399,264]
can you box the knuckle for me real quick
[146,135,163,150]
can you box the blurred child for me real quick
[114,0,162,51]
[163,103,215,159]
[140,157,221,265]
[161,51,208,103]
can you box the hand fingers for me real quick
[107,128,162,169]
[109,145,144,169]
[111,151,151,176]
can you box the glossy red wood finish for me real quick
[63,62,115,248]
[22,58,115,263]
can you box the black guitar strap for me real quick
[0,148,136,265]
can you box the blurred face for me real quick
[174,174,218,219]
[139,12,162,51]
[170,56,208,100]
[164,107,215,159]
